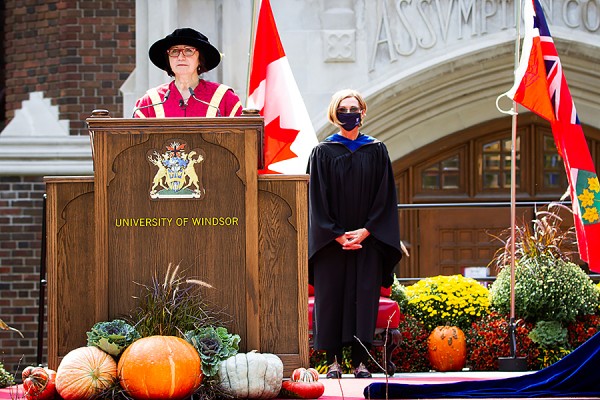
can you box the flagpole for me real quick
[495,0,527,372]
[504,0,527,371]
[247,0,261,99]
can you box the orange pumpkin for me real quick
[55,346,117,400]
[118,335,202,400]
[427,326,467,372]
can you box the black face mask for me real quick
[337,112,361,131]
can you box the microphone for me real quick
[132,89,171,117]
[188,88,221,117]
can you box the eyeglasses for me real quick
[167,47,197,58]
[337,107,361,114]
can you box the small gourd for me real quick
[279,367,325,399]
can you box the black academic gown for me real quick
[307,134,402,350]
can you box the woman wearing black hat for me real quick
[133,28,243,118]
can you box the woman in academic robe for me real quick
[307,89,402,379]
[133,28,242,118]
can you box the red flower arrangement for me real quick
[389,313,430,372]
[467,312,540,370]
[566,314,600,349]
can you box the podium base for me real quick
[498,356,528,371]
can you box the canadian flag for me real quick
[248,0,318,174]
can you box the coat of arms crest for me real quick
[147,140,206,199]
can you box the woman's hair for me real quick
[327,89,367,127]
[164,47,207,77]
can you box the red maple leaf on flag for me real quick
[248,0,318,174]
[262,116,300,173]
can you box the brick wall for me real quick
[1,0,135,378]
[3,0,136,135]
[0,177,46,377]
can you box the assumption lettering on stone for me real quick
[370,0,600,71]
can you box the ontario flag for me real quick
[506,0,600,272]
[248,0,318,174]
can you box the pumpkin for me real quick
[427,325,467,372]
[118,335,202,400]
[22,366,56,400]
[279,367,325,399]
[218,351,283,399]
[55,346,117,400]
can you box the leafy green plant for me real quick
[390,277,408,311]
[185,326,240,377]
[537,347,571,369]
[404,274,491,331]
[87,319,141,356]
[0,362,14,388]
[528,320,568,348]
[489,203,600,324]
[489,256,600,323]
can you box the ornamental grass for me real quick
[489,203,600,324]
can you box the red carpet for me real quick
[294,372,523,400]
[275,371,595,400]
[0,384,23,400]
[2,372,590,399]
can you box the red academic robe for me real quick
[133,80,243,118]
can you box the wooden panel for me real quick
[88,118,260,351]
[258,175,309,375]
[45,177,96,370]
[419,207,534,277]
[46,118,309,375]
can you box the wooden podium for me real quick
[45,114,309,375]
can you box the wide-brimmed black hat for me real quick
[149,28,221,72]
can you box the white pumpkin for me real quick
[218,351,284,399]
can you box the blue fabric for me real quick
[364,331,600,398]
[325,133,376,152]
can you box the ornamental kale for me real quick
[86,319,141,356]
[185,326,240,377]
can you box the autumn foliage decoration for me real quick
[467,312,539,370]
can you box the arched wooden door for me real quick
[393,114,600,279]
